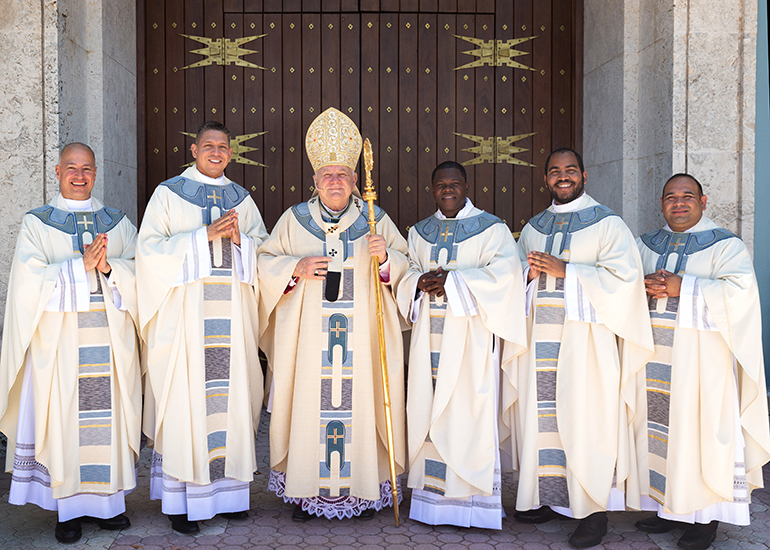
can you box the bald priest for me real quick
[0,143,141,543]
[258,107,408,521]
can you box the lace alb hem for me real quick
[268,469,402,520]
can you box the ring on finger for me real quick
[314,270,319,276]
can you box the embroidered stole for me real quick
[531,211,572,507]
[309,198,361,497]
[76,211,113,492]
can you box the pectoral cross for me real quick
[208,189,222,205]
[330,320,346,338]
[327,427,344,444]
[77,216,94,232]
[440,226,453,243]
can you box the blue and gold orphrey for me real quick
[639,226,741,504]
[160,176,250,482]
[77,275,114,492]
[27,205,125,254]
[524,205,620,508]
[411,211,504,495]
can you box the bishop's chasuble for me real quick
[258,195,408,518]
[397,200,527,529]
[136,167,267,518]
[633,216,770,523]
[509,193,654,519]
[0,194,140,520]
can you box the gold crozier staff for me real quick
[361,138,400,527]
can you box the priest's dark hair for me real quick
[544,147,585,175]
[431,160,467,183]
[59,142,95,162]
[662,173,703,198]
[195,120,230,143]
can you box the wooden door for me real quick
[139,0,583,234]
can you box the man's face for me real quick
[544,152,586,204]
[660,176,707,232]
[313,165,357,208]
[432,167,468,218]
[191,130,232,178]
[55,146,96,201]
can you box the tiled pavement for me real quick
[2,412,770,549]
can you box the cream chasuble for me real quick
[509,194,653,519]
[0,194,141,500]
[136,168,267,486]
[397,202,527,527]
[633,216,770,518]
[258,196,408,507]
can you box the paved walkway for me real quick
[2,412,770,549]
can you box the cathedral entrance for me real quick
[138,0,582,233]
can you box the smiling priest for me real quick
[0,143,141,543]
[136,121,268,534]
[258,107,408,522]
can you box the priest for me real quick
[509,148,654,548]
[397,161,527,529]
[0,143,141,543]
[258,107,408,521]
[136,121,268,534]
[632,173,770,550]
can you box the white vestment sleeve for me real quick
[523,265,536,317]
[232,231,255,285]
[564,263,603,324]
[410,279,425,323]
[445,270,479,318]
[171,226,211,287]
[104,273,127,312]
[677,274,718,331]
[44,258,90,312]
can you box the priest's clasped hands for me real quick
[207,209,241,245]
[82,233,112,275]
[416,266,447,297]
[292,234,389,280]
[526,251,567,282]
[643,269,682,298]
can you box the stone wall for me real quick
[0,0,137,334]
[584,0,757,253]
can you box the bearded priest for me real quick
[258,107,408,522]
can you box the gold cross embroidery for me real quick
[77,216,94,232]
[208,189,222,205]
[669,237,687,253]
[330,320,346,338]
[327,426,344,444]
[554,217,570,231]
[440,226,453,242]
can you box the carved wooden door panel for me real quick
[140,0,582,232]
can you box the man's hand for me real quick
[644,269,682,298]
[416,266,447,297]
[527,251,567,279]
[293,256,332,280]
[83,234,108,272]
[208,209,240,245]
[366,234,388,264]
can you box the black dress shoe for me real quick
[678,521,718,550]
[635,515,680,533]
[513,506,559,524]
[358,508,375,520]
[220,511,249,520]
[568,512,608,548]
[55,519,82,544]
[82,514,131,530]
[291,505,315,522]
[168,514,200,534]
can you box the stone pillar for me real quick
[584,0,757,253]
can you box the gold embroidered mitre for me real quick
[305,107,362,172]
